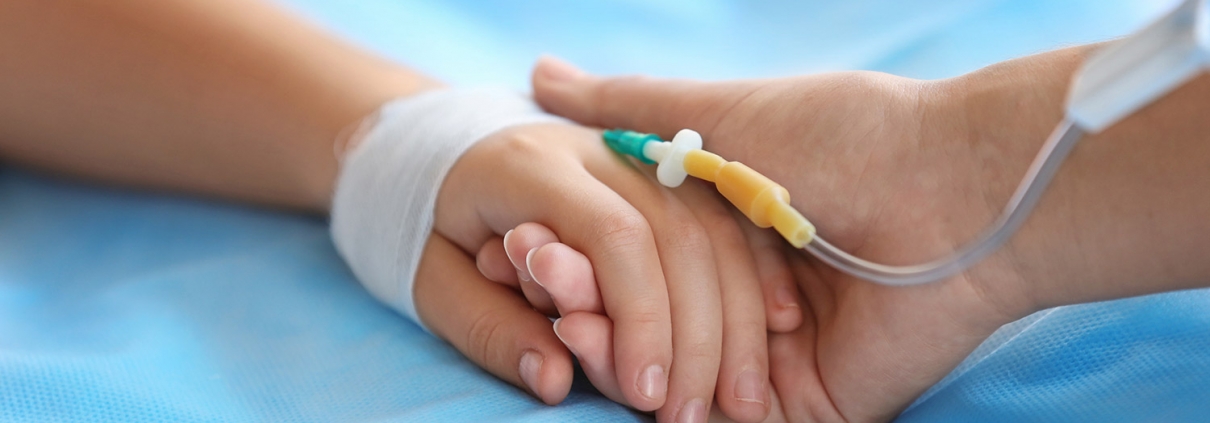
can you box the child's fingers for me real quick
[696,210,773,422]
[662,181,772,423]
[587,163,723,423]
[552,312,627,404]
[503,224,559,316]
[489,172,677,413]
[476,236,520,288]
[414,234,574,405]
[527,241,604,315]
[441,125,675,412]
[735,212,803,333]
[532,185,677,412]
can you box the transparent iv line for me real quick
[803,119,1085,285]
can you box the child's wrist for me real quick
[330,88,566,328]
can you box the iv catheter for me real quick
[603,0,1208,286]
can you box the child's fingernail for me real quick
[775,285,799,309]
[734,369,767,405]
[537,55,584,82]
[677,398,706,423]
[637,364,667,401]
[525,248,542,287]
[475,254,492,279]
[519,350,544,396]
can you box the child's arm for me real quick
[0,1,764,420]
[0,0,432,210]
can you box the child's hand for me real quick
[478,214,802,423]
[413,122,798,423]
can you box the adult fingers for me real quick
[414,233,574,405]
[531,56,760,139]
[494,222,604,316]
[735,213,804,333]
[527,241,604,315]
[503,223,559,315]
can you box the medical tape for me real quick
[330,88,564,329]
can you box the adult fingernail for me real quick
[525,248,542,287]
[552,318,575,354]
[502,229,533,282]
[734,369,766,405]
[775,285,799,309]
[520,350,544,396]
[538,55,584,82]
[677,398,706,423]
[503,229,517,263]
[637,364,667,401]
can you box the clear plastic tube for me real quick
[803,119,1085,285]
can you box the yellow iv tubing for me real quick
[603,122,1086,286]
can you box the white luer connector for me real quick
[641,129,703,188]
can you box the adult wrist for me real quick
[936,46,1103,317]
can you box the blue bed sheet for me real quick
[3,0,1205,421]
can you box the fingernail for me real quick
[637,364,667,401]
[552,318,575,355]
[734,369,766,405]
[503,229,534,282]
[474,255,487,277]
[519,350,544,396]
[538,55,584,82]
[503,229,517,262]
[525,248,542,287]
[677,398,707,423]
[775,285,799,309]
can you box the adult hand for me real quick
[527,53,1078,421]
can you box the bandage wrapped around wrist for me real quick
[330,88,564,328]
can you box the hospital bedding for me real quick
[3,0,1206,421]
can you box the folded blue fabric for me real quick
[2,1,1200,421]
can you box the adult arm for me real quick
[529,46,1210,421]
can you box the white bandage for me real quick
[330,88,564,328]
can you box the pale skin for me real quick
[0,1,801,423]
[488,49,1210,422]
[8,1,1210,422]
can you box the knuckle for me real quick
[597,75,650,101]
[661,221,711,253]
[492,129,547,157]
[678,338,722,363]
[593,210,652,249]
[729,319,769,344]
[700,210,747,245]
[624,306,667,328]
[465,309,510,368]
